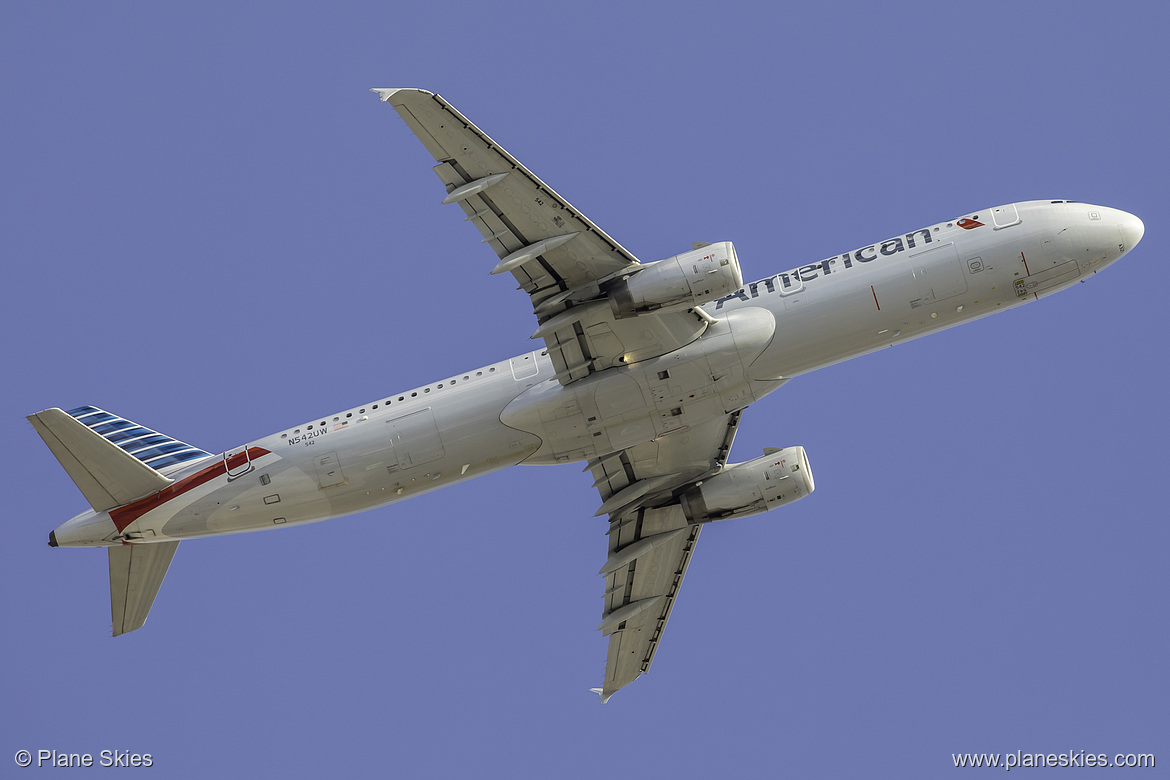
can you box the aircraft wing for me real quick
[588,409,743,702]
[375,89,745,699]
[374,89,709,384]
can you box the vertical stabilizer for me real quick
[28,406,212,512]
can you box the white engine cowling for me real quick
[680,447,815,524]
[609,241,743,317]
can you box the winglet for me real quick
[370,88,434,102]
[589,687,613,704]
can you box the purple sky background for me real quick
[3,2,1166,777]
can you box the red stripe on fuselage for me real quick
[109,447,271,532]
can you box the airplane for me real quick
[30,88,1144,702]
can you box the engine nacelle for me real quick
[680,447,815,524]
[608,241,743,317]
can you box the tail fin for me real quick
[109,541,180,635]
[29,405,208,636]
[28,405,211,512]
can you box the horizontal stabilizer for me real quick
[28,408,176,512]
[109,542,180,636]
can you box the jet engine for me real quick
[608,241,743,317]
[680,447,815,524]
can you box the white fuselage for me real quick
[51,200,1141,548]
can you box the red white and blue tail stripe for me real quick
[64,405,212,476]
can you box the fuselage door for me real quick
[991,203,1021,229]
[510,352,540,380]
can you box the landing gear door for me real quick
[386,408,446,468]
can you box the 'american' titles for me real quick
[713,228,934,309]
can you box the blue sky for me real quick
[3,2,1165,777]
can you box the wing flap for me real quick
[109,541,179,636]
[538,300,708,385]
[590,411,743,504]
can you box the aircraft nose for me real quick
[1119,210,1144,252]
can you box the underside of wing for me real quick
[595,505,700,703]
[589,411,743,702]
[373,89,742,384]
[372,89,779,701]
[374,88,637,293]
